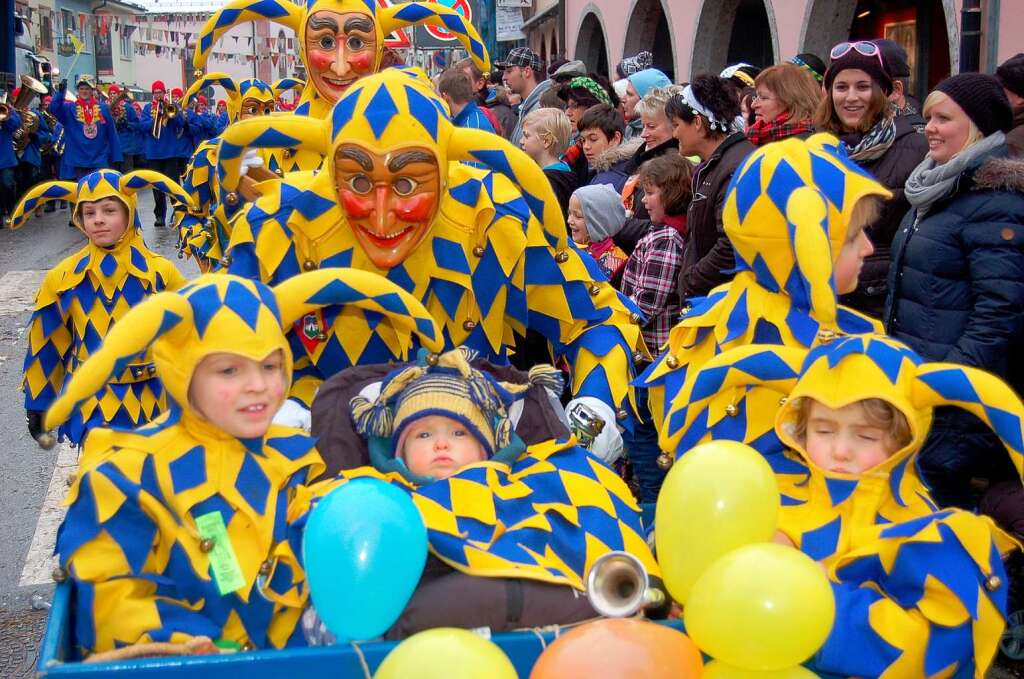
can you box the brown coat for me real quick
[1007,105,1024,157]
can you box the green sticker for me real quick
[195,511,247,596]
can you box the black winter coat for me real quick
[678,132,754,299]
[884,147,1024,506]
[840,115,928,318]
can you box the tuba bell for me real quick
[586,551,667,618]
[11,75,49,154]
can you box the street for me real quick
[0,194,198,677]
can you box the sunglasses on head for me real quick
[830,41,883,62]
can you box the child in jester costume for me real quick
[12,170,194,447]
[672,334,1024,677]
[191,0,489,172]
[175,73,300,271]
[639,133,891,465]
[216,69,644,463]
[48,269,443,655]
[298,347,659,639]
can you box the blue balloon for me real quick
[302,478,428,641]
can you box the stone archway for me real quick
[574,8,610,79]
[622,0,676,80]
[801,0,959,98]
[690,0,778,76]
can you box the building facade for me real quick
[566,0,1022,101]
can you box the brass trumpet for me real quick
[586,551,668,618]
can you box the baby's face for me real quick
[402,415,486,480]
[803,401,895,475]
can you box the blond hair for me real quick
[634,84,684,121]
[922,90,985,153]
[844,196,881,243]
[792,397,913,453]
[523,107,573,156]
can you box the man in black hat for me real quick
[996,53,1024,156]
[873,39,923,128]
[497,47,551,145]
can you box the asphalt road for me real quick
[0,194,198,677]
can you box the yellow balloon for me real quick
[684,543,835,671]
[702,660,821,678]
[374,628,518,679]
[654,440,779,603]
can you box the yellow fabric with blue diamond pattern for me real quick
[640,133,890,459]
[218,70,643,421]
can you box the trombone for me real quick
[151,101,177,138]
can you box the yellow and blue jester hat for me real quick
[723,132,891,333]
[669,335,1024,678]
[193,0,488,118]
[8,170,194,234]
[216,68,569,250]
[184,73,276,123]
[670,334,1024,488]
[273,77,305,101]
[44,268,444,432]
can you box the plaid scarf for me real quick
[745,112,815,147]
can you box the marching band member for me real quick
[140,80,184,227]
[46,75,122,181]
[107,84,140,173]
[0,87,22,225]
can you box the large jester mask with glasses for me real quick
[194,0,489,121]
[218,68,568,270]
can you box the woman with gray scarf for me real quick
[885,73,1024,514]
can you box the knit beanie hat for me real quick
[573,184,627,242]
[824,43,893,94]
[627,68,672,99]
[618,51,653,78]
[996,53,1024,99]
[935,73,1013,136]
[351,348,563,483]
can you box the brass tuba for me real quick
[586,551,667,618]
[11,75,49,155]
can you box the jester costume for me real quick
[639,133,891,460]
[175,74,298,271]
[13,171,192,445]
[217,70,644,435]
[192,0,489,172]
[48,269,443,654]
[299,348,657,636]
[672,335,1024,677]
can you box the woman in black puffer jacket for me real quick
[885,74,1024,511]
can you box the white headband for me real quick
[681,85,737,134]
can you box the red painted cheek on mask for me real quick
[394,192,436,222]
[348,51,373,73]
[309,50,334,71]
[340,189,374,218]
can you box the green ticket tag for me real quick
[195,511,247,596]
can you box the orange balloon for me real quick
[530,619,703,679]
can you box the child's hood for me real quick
[8,169,196,237]
[574,184,627,241]
[676,335,1024,484]
[43,270,444,437]
[722,134,890,326]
